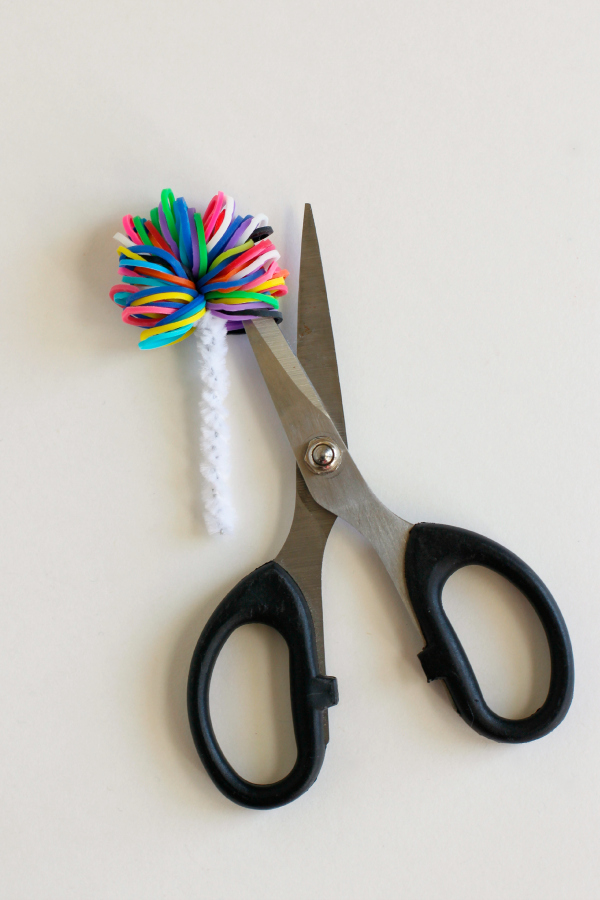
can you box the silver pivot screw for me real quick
[304,436,343,475]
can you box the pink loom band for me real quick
[202,192,225,240]
[123,215,143,244]
[121,305,176,325]
[109,284,139,300]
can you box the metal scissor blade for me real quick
[245,317,416,627]
[297,204,346,444]
[272,205,341,684]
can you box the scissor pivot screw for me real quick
[304,437,342,475]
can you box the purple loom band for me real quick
[210,309,263,322]
[206,300,273,313]
[158,203,180,258]
[188,208,199,278]
[225,216,253,251]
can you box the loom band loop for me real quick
[188,208,200,279]
[252,277,287,294]
[236,213,269,247]
[122,305,179,325]
[228,262,283,294]
[208,239,255,273]
[119,264,193,285]
[110,283,138,299]
[160,189,178,241]
[202,192,226,241]
[118,245,147,262]
[174,197,193,269]
[156,298,207,328]
[140,307,205,340]
[200,246,253,286]
[217,243,279,282]
[225,215,254,252]
[127,291,198,309]
[206,300,277,313]
[122,244,189,279]
[126,266,196,289]
[125,286,198,304]
[150,207,161,234]
[193,213,208,279]
[118,256,175,276]
[139,324,196,349]
[133,216,153,246]
[209,207,227,244]
[200,241,275,287]
[208,263,282,295]
[158,201,180,258]
[206,214,244,266]
[204,291,279,309]
[207,196,235,253]
[231,249,281,280]
[121,275,179,288]
[145,220,172,254]
[123,215,144,245]
[201,271,271,292]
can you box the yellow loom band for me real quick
[118,245,146,262]
[129,291,193,307]
[209,240,254,271]
[255,277,285,292]
[138,327,193,350]
[140,308,206,340]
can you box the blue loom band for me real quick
[197,256,234,286]
[122,285,198,302]
[203,272,263,291]
[197,259,257,289]
[174,197,193,269]
[140,325,193,349]
[124,245,188,279]
[156,298,206,327]
[223,215,253,252]
[206,215,244,265]
[119,259,176,277]
[121,276,174,288]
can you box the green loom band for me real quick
[194,212,208,278]
[150,207,161,234]
[133,216,152,246]
[208,240,253,272]
[204,290,280,309]
[161,189,178,241]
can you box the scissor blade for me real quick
[245,317,417,628]
[297,205,347,444]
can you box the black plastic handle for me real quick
[187,561,338,809]
[404,523,574,742]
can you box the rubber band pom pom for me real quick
[110,189,289,534]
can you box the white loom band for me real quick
[236,213,269,246]
[234,249,280,280]
[113,232,136,247]
[206,195,235,251]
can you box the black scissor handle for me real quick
[404,523,574,742]
[187,561,338,809]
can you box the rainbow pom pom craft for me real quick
[110,189,289,533]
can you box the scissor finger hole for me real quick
[209,624,297,784]
[442,565,551,719]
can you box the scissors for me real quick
[188,205,574,809]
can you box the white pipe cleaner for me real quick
[195,314,234,535]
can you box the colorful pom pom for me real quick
[110,189,289,348]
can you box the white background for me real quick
[1,2,598,897]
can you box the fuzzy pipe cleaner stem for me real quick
[196,314,234,535]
